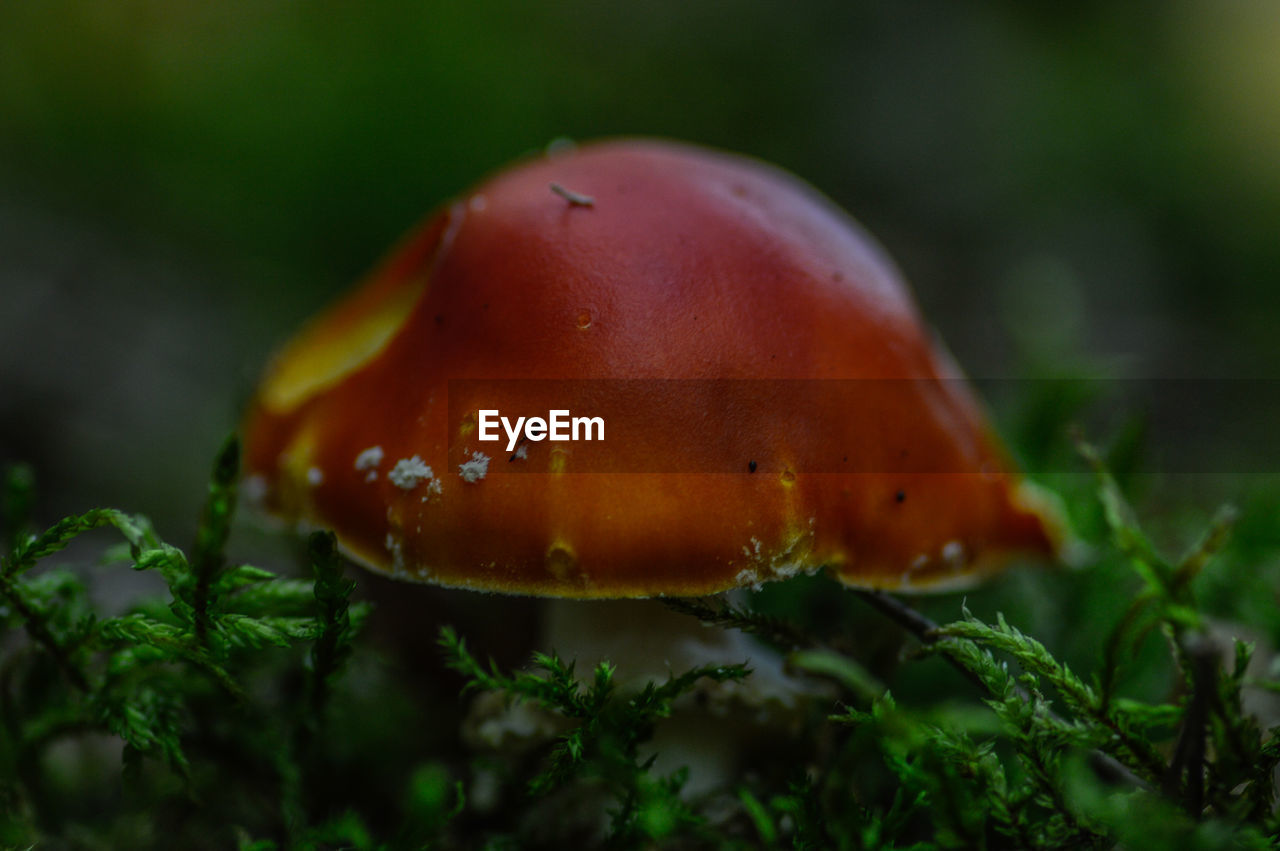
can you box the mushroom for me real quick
[243,138,1061,592]
[240,138,1064,799]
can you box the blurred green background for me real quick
[5,4,1280,844]
[3,0,1279,542]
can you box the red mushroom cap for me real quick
[242,138,1063,597]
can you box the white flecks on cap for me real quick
[385,532,406,576]
[419,477,444,502]
[941,540,966,571]
[388,456,434,490]
[355,446,385,482]
[459,451,491,483]
[769,562,806,580]
[306,467,324,486]
[355,446,384,470]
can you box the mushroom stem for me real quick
[540,597,808,707]
[538,597,822,797]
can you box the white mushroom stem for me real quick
[465,594,822,799]
[541,596,807,710]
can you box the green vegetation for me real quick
[1,431,1278,849]
[4,3,1279,848]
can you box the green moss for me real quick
[1,433,1279,849]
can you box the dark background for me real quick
[3,0,1279,551]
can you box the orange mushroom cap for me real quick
[242,138,1063,598]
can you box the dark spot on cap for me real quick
[895,490,906,503]
[434,314,444,324]
[748,460,757,473]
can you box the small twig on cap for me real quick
[550,182,595,207]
